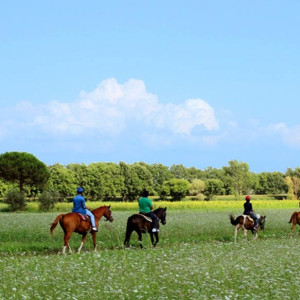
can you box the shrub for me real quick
[194,193,205,201]
[189,179,205,196]
[38,190,60,211]
[161,179,189,201]
[4,189,26,211]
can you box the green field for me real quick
[1,203,300,299]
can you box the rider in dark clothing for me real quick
[243,195,258,229]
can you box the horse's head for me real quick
[155,207,167,225]
[259,215,266,230]
[104,205,114,222]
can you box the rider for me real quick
[138,190,159,233]
[72,187,98,232]
[243,195,258,230]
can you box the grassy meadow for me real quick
[1,200,300,299]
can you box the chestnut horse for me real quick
[50,205,113,254]
[289,211,300,235]
[124,207,167,248]
[230,214,266,242]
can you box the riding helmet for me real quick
[245,195,251,201]
[77,187,84,193]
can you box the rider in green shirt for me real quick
[138,190,159,232]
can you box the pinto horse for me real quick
[124,207,167,249]
[289,211,300,235]
[230,214,266,242]
[50,205,113,254]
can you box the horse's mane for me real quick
[92,205,110,213]
[153,207,163,213]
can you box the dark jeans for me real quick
[146,212,158,229]
[249,212,258,227]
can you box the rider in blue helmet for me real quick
[72,187,97,232]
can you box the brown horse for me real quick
[124,207,167,248]
[50,205,113,254]
[289,211,300,235]
[230,214,266,242]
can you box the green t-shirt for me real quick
[138,197,153,213]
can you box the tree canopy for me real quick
[0,151,295,202]
[0,152,50,192]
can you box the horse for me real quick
[50,205,113,254]
[124,207,167,249]
[230,214,266,242]
[289,211,300,235]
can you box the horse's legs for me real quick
[234,225,239,243]
[150,232,154,245]
[92,232,97,252]
[124,227,133,247]
[253,232,258,240]
[289,222,296,236]
[243,227,248,240]
[153,232,159,247]
[63,232,73,254]
[77,233,88,254]
[149,232,159,246]
[137,230,143,249]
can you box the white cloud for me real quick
[1,78,219,139]
[268,122,300,147]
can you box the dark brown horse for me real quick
[50,205,113,254]
[124,207,167,248]
[230,214,266,242]
[289,211,300,235]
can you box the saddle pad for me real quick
[241,215,253,222]
[76,213,90,221]
[242,214,260,222]
[138,214,152,222]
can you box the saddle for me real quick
[75,213,90,222]
[242,214,260,223]
[243,215,254,222]
[138,213,152,223]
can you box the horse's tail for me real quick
[230,214,239,225]
[289,212,298,224]
[50,214,64,235]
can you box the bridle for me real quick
[104,209,113,222]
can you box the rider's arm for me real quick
[148,198,154,211]
[81,198,87,209]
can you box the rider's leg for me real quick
[147,212,158,232]
[85,209,97,230]
[250,212,258,228]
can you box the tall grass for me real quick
[1,208,300,299]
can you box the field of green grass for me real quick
[1,202,300,299]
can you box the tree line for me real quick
[0,152,299,210]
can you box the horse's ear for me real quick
[164,207,167,211]
[108,205,111,209]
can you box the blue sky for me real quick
[1,1,300,173]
